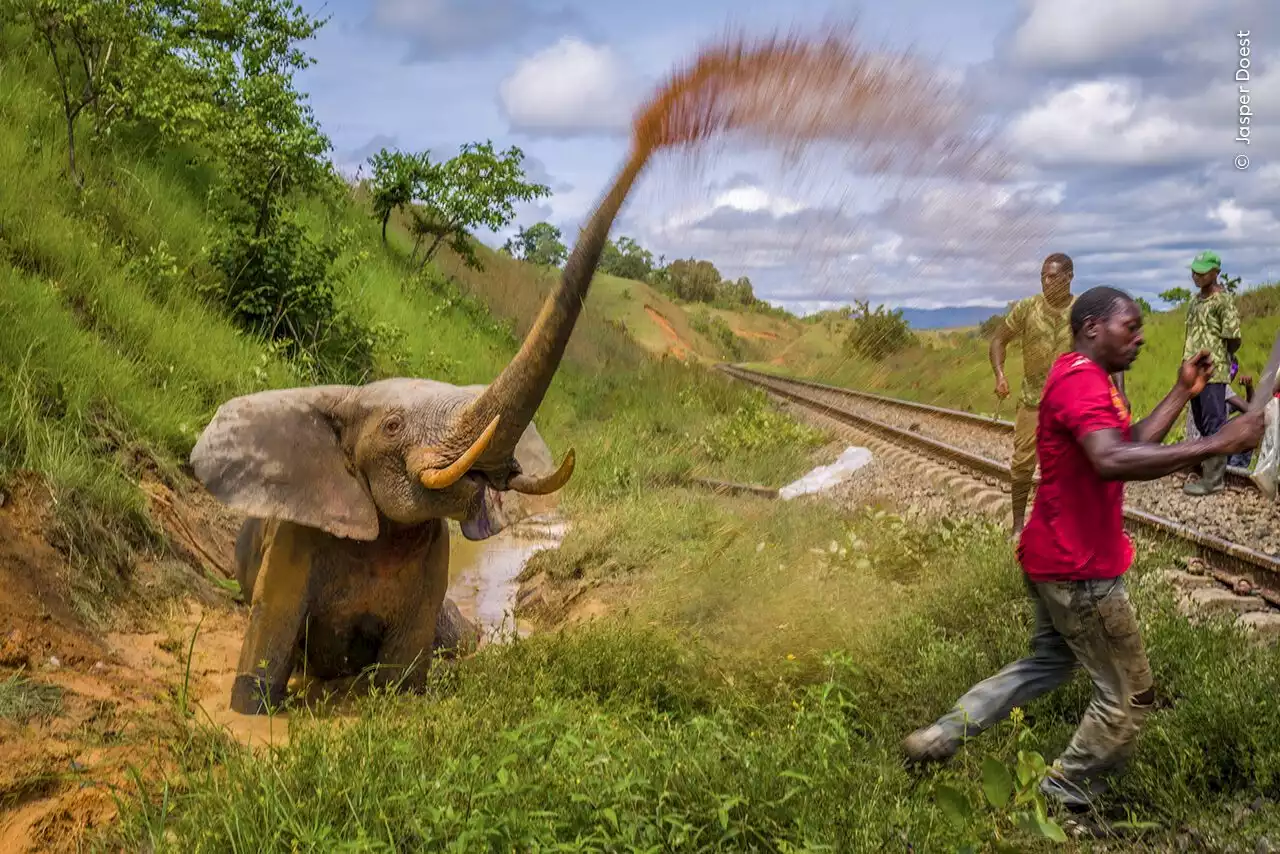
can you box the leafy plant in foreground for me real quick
[933,708,1069,850]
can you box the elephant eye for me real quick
[382,415,404,437]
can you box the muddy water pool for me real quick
[447,512,567,642]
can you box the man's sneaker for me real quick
[901,724,958,766]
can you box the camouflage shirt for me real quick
[1183,289,1242,384]
[1005,294,1075,408]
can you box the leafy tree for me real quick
[368,148,431,242]
[1135,296,1153,315]
[195,2,335,236]
[502,221,567,267]
[600,236,655,282]
[723,276,756,306]
[18,0,159,186]
[411,141,551,271]
[667,258,722,303]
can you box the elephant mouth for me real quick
[459,475,509,541]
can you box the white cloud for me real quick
[1008,79,1207,165]
[1209,199,1280,239]
[712,187,804,217]
[1009,0,1242,70]
[656,185,807,232]
[498,38,639,135]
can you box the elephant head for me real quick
[189,149,650,540]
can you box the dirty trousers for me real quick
[933,576,1154,807]
[1010,404,1038,522]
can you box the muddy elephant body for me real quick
[191,150,650,715]
[231,516,480,709]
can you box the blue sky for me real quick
[295,0,1277,313]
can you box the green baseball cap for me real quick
[1189,250,1221,273]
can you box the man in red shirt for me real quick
[902,286,1263,813]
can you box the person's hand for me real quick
[1210,408,1265,454]
[995,374,1010,399]
[1178,349,1214,397]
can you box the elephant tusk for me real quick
[419,416,501,490]
[506,448,575,495]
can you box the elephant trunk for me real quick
[444,146,651,471]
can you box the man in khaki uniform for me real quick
[990,253,1075,538]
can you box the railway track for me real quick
[727,365,1256,489]
[720,364,1280,601]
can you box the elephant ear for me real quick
[189,386,381,541]
[459,420,560,541]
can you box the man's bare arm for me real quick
[1129,382,1194,445]
[1083,411,1263,481]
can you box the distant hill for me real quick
[897,305,1003,330]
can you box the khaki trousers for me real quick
[1010,403,1038,523]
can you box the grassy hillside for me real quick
[5,11,1280,852]
[434,238,811,366]
[756,292,1280,435]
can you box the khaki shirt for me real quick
[1004,294,1075,409]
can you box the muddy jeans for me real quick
[933,575,1155,808]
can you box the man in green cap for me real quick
[1182,250,1243,495]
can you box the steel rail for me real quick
[720,364,1280,585]
[724,364,1256,489]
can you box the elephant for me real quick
[189,148,651,714]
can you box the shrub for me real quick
[844,300,916,360]
[204,215,378,384]
[688,310,747,362]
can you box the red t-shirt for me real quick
[1018,353,1134,583]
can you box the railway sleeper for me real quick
[1142,567,1280,644]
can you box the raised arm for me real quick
[1130,350,1211,444]
[1081,351,1264,481]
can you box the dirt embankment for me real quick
[644,305,692,360]
[0,468,588,852]
[0,472,251,853]
[732,328,780,341]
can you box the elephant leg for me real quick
[234,517,267,604]
[368,519,451,691]
[231,519,314,715]
[433,597,481,659]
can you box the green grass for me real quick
[100,513,1280,851]
[0,671,64,723]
